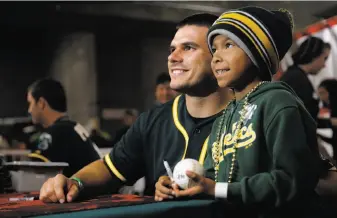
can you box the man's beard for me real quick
[174,75,219,97]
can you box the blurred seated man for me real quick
[154,73,176,106]
[27,78,100,177]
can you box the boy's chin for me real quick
[217,81,229,89]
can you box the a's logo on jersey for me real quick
[224,122,256,149]
[218,121,257,159]
[38,133,52,150]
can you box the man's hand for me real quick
[39,174,80,203]
[173,170,216,198]
[154,176,177,201]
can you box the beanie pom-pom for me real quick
[278,8,294,31]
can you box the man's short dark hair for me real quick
[28,78,67,112]
[176,13,218,30]
[156,73,171,85]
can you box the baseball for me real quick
[172,158,204,190]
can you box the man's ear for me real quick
[37,97,48,110]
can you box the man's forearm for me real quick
[72,160,122,196]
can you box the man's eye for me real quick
[184,45,194,51]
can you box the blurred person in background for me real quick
[154,72,176,106]
[317,79,337,160]
[318,79,337,121]
[27,78,100,177]
[280,36,331,120]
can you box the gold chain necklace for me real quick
[212,81,268,182]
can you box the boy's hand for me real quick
[173,170,216,198]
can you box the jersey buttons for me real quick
[194,128,201,134]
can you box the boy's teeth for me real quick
[216,69,227,75]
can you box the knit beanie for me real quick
[207,6,294,80]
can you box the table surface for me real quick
[0,192,225,218]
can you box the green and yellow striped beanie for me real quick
[207,6,294,80]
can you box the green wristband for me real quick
[70,177,84,191]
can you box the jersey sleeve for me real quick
[103,112,147,184]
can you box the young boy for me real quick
[168,6,327,218]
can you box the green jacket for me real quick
[205,81,324,217]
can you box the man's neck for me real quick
[43,112,67,128]
[185,88,233,118]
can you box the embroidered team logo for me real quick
[219,104,258,159]
[239,103,257,125]
[38,133,52,150]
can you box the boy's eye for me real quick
[211,47,216,53]
[225,43,234,49]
